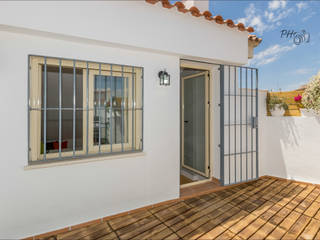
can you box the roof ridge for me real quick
[145,0,255,33]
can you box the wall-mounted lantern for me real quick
[158,70,170,86]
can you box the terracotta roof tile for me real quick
[145,0,255,33]
[248,34,262,44]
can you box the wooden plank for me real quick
[95,232,118,240]
[314,229,320,240]
[115,215,161,239]
[184,205,241,239]
[131,224,168,240]
[238,217,266,239]
[298,218,320,240]
[282,214,311,239]
[295,197,314,213]
[183,221,219,240]
[304,201,320,218]
[216,229,236,239]
[259,204,282,222]
[163,233,179,240]
[315,191,320,203]
[168,180,270,234]
[268,206,291,226]
[228,213,257,234]
[108,210,151,230]
[147,227,174,239]
[153,202,191,222]
[57,222,111,240]
[278,210,301,232]
[198,225,227,240]
[307,187,320,201]
[148,201,180,214]
[78,227,115,240]
[314,209,320,220]
[265,226,286,240]
[175,215,211,238]
[248,222,276,240]
[220,210,249,230]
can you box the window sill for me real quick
[24,152,145,170]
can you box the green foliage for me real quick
[302,71,320,113]
[267,95,289,111]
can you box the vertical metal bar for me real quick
[219,65,225,186]
[98,63,101,153]
[240,67,242,181]
[234,66,237,183]
[228,66,230,185]
[256,69,259,178]
[110,64,113,152]
[132,66,135,150]
[72,60,76,157]
[251,69,254,179]
[114,69,117,143]
[141,68,144,151]
[245,68,248,181]
[43,57,47,160]
[58,59,62,158]
[86,62,89,155]
[126,76,129,143]
[27,56,31,163]
[121,66,124,152]
[105,69,108,150]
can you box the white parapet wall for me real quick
[258,91,320,184]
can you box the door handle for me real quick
[184,121,189,123]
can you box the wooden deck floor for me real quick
[40,176,320,240]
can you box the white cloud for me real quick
[268,0,287,10]
[302,11,315,22]
[236,4,268,34]
[292,68,315,75]
[249,44,297,66]
[267,8,294,23]
[237,1,294,35]
[296,2,308,12]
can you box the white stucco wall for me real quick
[0,1,249,65]
[0,1,250,238]
[258,91,320,185]
[0,30,181,238]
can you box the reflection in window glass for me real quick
[94,75,128,145]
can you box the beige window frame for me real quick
[29,56,143,163]
[181,71,210,178]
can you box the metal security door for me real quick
[219,65,259,186]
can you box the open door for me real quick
[182,71,210,178]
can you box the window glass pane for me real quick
[41,110,59,154]
[43,66,59,108]
[41,66,83,109]
[41,65,83,154]
[94,75,128,146]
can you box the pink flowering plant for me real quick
[302,71,320,114]
[294,94,302,102]
[294,94,303,108]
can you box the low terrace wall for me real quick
[259,91,320,184]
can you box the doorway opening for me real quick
[180,67,211,188]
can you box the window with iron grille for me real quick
[28,56,143,163]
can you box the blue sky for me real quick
[210,0,320,91]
